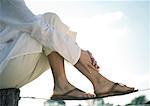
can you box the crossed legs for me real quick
[48,50,135,100]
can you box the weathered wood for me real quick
[0,88,20,106]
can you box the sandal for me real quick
[95,83,138,98]
[51,88,95,100]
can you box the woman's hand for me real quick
[79,50,99,72]
[87,50,100,70]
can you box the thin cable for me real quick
[21,96,49,100]
[138,88,150,92]
[20,88,150,100]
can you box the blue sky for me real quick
[20,0,149,106]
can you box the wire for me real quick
[20,88,150,100]
[138,88,150,92]
[21,96,49,100]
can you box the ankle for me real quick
[53,82,74,94]
[53,80,73,92]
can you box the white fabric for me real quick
[0,0,81,74]
[0,53,49,88]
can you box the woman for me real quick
[0,0,137,100]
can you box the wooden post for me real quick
[0,88,20,106]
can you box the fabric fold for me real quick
[0,0,81,74]
[0,12,81,73]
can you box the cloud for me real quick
[90,11,124,25]
[68,11,127,42]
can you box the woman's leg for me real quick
[74,50,135,95]
[47,51,94,98]
[43,13,135,98]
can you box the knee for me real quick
[42,12,61,34]
[43,12,60,27]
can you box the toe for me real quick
[120,84,135,92]
[84,93,95,98]
[124,85,135,91]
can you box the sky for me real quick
[19,0,149,106]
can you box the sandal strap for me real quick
[109,83,119,93]
[108,83,130,93]
[63,88,85,96]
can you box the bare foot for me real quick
[76,50,136,98]
[93,75,135,95]
[51,82,95,100]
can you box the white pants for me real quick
[0,13,81,89]
[0,42,81,89]
[0,53,50,89]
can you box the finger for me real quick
[91,57,98,65]
[91,58,94,65]
[88,62,99,72]
[96,65,100,70]
[91,58,96,65]
[87,50,92,56]
[88,61,100,72]
[94,62,100,69]
[94,61,97,66]
[93,60,99,69]
[97,65,100,69]
[93,63,100,70]
[87,50,94,63]
[94,61,100,69]
[87,50,100,69]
